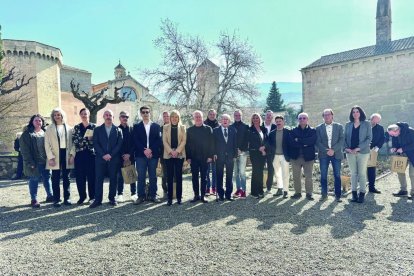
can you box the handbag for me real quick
[390,155,408,173]
[121,160,138,184]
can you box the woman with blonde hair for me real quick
[163,110,186,205]
[248,113,267,198]
[45,108,75,207]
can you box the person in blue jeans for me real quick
[132,106,162,204]
[315,109,344,202]
[20,114,54,208]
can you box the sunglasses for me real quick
[298,117,307,120]
[141,111,150,114]
[120,115,129,119]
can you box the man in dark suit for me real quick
[262,110,276,192]
[367,113,385,194]
[213,114,237,201]
[289,112,317,200]
[315,109,344,202]
[132,106,162,204]
[90,110,123,208]
[186,110,214,203]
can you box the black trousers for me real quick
[52,148,71,202]
[75,150,96,201]
[216,155,234,199]
[265,154,274,190]
[160,158,168,193]
[191,158,208,198]
[95,159,120,203]
[166,158,184,201]
[367,167,377,190]
[250,150,265,196]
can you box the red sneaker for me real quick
[233,189,240,198]
[205,188,211,196]
[212,188,217,195]
[239,190,247,199]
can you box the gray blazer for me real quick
[316,122,344,160]
[344,120,372,154]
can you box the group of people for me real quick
[18,105,414,209]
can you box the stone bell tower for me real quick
[376,0,392,46]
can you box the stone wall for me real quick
[302,49,414,127]
[0,156,18,179]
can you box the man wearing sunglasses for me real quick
[289,112,317,200]
[132,106,162,204]
[116,111,137,203]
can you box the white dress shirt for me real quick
[143,121,152,148]
[325,123,333,149]
[221,126,228,143]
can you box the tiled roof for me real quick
[302,36,414,69]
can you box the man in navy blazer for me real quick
[90,110,123,208]
[132,106,162,203]
[213,114,238,201]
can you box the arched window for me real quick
[121,87,137,101]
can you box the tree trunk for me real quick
[90,111,98,124]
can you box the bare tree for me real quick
[142,19,209,113]
[213,31,261,114]
[70,79,130,123]
[143,20,262,116]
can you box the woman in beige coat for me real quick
[163,110,186,205]
[45,108,75,207]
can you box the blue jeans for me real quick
[319,157,342,199]
[136,157,158,198]
[28,164,53,201]
[206,162,216,189]
[234,152,247,191]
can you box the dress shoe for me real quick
[393,190,408,197]
[408,195,413,200]
[31,200,40,208]
[133,198,145,205]
[63,200,72,206]
[77,198,86,205]
[335,197,343,203]
[258,193,264,198]
[226,198,235,202]
[89,201,102,208]
[218,197,225,201]
[306,194,314,201]
[319,194,328,202]
[369,189,381,194]
[167,200,172,206]
[150,197,161,203]
[190,197,200,203]
[176,200,182,205]
[45,196,54,203]
[291,193,302,199]
[109,200,118,206]
[273,188,283,197]
[200,197,208,203]
[283,191,288,198]
[53,202,61,207]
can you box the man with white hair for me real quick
[213,114,237,201]
[367,113,385,194]
[186,110,214,203]
[388,123,414,200]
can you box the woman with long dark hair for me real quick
[248,113,267,199]
[344,105,372,203]
[20,114,54,208]
[72,108,96,204]
[45,108,75,207]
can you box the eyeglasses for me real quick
[141,111,150,114]
[298,117,307,120]
[120,115,129,119]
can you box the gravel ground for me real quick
[0,171,413,276]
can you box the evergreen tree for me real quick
[263,81,285,113]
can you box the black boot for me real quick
[351,191,358,202]
[358,192,365,203]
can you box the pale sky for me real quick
[1,0,413,85]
